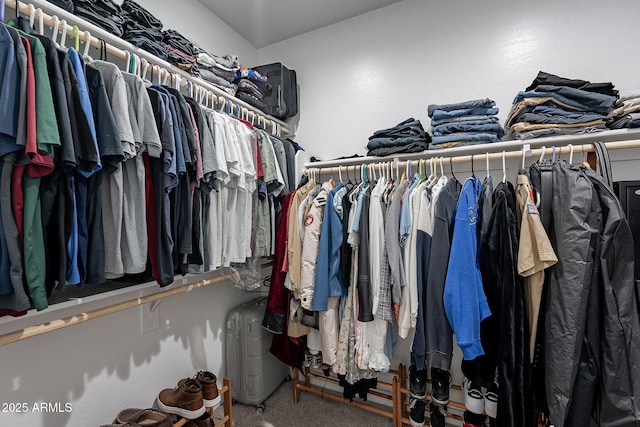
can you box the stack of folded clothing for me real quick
[608,90,640,129]
[163,29,199,76]
[121,0,167,60]
[234,68,270,111]
[366,118,431,156]
[196,51,240,96]
[505,71,618,140]
[46,0,74,13]
[427,98,505,149]
[72,0,125,38]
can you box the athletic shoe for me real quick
[431,367,451,405]
[157,378,206,419]
[195,371,221,409]
[304,350,313,367]
[311,352,323,369]
[462,376,484,414]
[484,381,498,419]
[428,401,447,427]
[408,398,426,427]
[463,410,486,427]
[409,364,428,399]
[184,412,215,427]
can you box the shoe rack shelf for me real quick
[173,378,233,427]
[395,377,465,426]
[292,364,406,426]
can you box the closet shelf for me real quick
[4,0,292,136]
[304,128,640,171]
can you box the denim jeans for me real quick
[513,89,614,114]
[427,98,495,117]
[432,121,505,138]
[609,112,640,129]
[431,107,499,121]
[513,125,606,140]
[367,136,429,150]
[370,118,427,139]
[516,112,606,126]
[431,132,501,145]
[430,115,499,127]
[527,104,607,120]
[73,1,125,37]
[121,0,163,31]
[123,24,163,42]
[124,35,168,60]
[47,0,74,12]
[526,71,617,97]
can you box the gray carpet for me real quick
[222,377,393,427]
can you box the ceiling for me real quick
[198,0,404,48]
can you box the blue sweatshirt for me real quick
[443,177,491,360]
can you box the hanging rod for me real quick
[4,0,291,136]
[304,132,640,175]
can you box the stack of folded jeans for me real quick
[366,118,431,156]
[505,71,618,140]
[427,98,505,149]
[608,90,640,129]
[163,29,199,75]
[72,0,125,38]
[196,51,240,95]
[234,68,270,111]
[121,0,167,60]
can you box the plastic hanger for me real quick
[551,146,557,163]
[502,151,507,183]
[82,31,92,58]
[73,25,80,51]
[449,157,457,182]
[522,146,527,170]
[37,8,44,35]
[51,15,60,46]
[60,19,68,47]
[28,4,35,28]
[568,144,574,164]
[486,152,490,178]
[539,146,547,163]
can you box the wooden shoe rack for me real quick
[173,377,233,427]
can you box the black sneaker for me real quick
[431,367,451,405]
[428,402,447,427]
[409,364,428,399]
[409,398,426,427]
[463,410,486,427]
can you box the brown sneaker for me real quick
[179,371,221,409]
[157,378,206,419]
[115,408,172,427]
[184,412,214,427]
[195,371,221,409]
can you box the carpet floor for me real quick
[222,376,393,427]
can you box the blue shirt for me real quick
[67,48,101,176]
[443,177,490,360]
[0,25,22,156]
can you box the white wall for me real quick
[258,0,640,161]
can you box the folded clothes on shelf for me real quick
[366,118,430,156]
[507,71,619,139]
[72,0,125,37]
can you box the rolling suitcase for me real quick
[225,297,290,413]
[254,62,298,120]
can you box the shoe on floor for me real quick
[428,401,447,427]
[409,364,428,399]
[462,376,484,414]
[430,367,451,406]
[115,408,172,426]
[311,351,323,369]
[157,378,206,419]
[408,398,426,427]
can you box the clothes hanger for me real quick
[60,19,67,48]
[27,3,35,27]
[470,154,476,179]
[502,150,507,183]
[37,8,44,35]
[568,144,574,165]
[522,146,527,170]
[51,15,60,47]
[82,31,92,59]
[486,152,490,178]
[551,146,557,163]
[449,157,457,182]
[73,25,80,51]
[539,146,547,163]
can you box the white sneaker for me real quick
[484,381,498,419]
[462,376,484,415]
